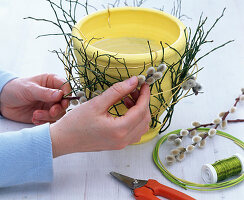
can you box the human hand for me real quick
[50,76,151,157]
[0,73,71,125]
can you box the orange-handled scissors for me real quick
[110,172,196,200]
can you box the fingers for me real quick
[47,74,71,96]
[109,102,151,148]
[124,96,135,109]
[50,75,71,110]
[130,89,140,102]
[123,83,150,126]
[31,84,64,102]
[32,104,66,124]
[109,84,150,147]
[49,104,66,118]
[133,84,150,108]
[61,99,70,110]
[32,110,51,125]
[30,74,70,123]
[35,73,71,94]
[124,88,140,109]
[31,73,71,103]
[96,76,138,112]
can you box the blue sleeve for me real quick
[0,69,17,94]
[0,123,53,187]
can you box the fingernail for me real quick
[126,76,138,86]
[52,90,61,99]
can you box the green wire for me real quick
[152,128,244,191]
[213,156,242,182]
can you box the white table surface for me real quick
[0,0,244,199]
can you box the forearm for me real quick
[0,123,53,187]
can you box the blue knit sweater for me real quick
[0,69,53,187]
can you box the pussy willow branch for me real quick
[176,119,244,140]
[179,91,244,139]
[170,112,244,157]
[214,95,243,129]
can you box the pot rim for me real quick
[72,7,186,65]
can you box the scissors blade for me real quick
[110,171,147,190]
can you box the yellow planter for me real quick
[72,7,186,144]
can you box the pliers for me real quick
[110,172,196,200]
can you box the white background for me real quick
[0,0,244,199]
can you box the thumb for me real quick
[96,76,138,111]
[32,84,63,102]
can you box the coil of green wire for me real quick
[153,128,244,191]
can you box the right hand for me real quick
[50,76,151,157]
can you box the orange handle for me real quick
[135,179,196,200]
[134,186,160,200]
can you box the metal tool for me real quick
[110,171,196,200]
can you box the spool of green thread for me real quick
[202,154,244,184]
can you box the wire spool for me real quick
[202,153,244,184]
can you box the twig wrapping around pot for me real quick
[25,1,233,132]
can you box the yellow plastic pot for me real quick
[72,7,186,144]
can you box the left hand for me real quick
[0,73,71,125]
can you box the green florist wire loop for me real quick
[153,128,244,191]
